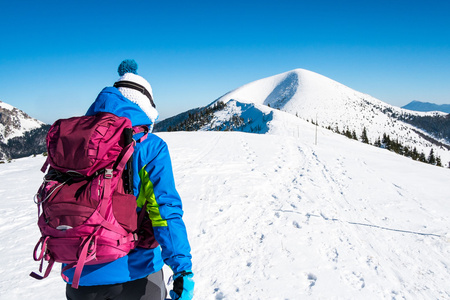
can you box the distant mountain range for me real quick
[402,100,450,114]
[155,69,450,166]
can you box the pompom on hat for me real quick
[114,59,159,123]
[118,59,138,76]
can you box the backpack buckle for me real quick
[104,169,113,179]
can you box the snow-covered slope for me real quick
[0,100,44,142]
[1,120,449,299]
[213,69,450,165]
[0,100,47,160]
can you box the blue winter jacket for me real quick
[62,87,192,286]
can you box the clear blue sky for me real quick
[1,0,449,124]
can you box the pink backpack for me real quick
[30,112,149,289]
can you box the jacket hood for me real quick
[86,87,154,127]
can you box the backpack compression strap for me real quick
[30,236,54,281]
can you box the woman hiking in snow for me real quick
[63,59,194,300]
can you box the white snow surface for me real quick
[1,121,450,299]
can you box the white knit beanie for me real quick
[114,60,159,123]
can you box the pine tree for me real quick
[428,149,436,165]
[374,137,381,147]
[412,147,419,160]
[436,156,442,167]
[419,152,426,162]
[344,128,352,139]
[382,133,391,149]
[360,127,369,144]
[403,146,411,158]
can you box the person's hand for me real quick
[170,270,194,300]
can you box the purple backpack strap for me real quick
[133,125,149,143]
[40,157,50,173]
[99,142,135,217]
[60,229,99,289]
[70,233,97,289]
[29,237,55,281]
[116,142,135,172]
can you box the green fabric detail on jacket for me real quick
[137,167,168,227]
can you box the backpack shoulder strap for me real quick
[122,124,149,194]
[133,125,149,143]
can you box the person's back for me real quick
[63,59,194,300]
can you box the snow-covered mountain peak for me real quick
[209,69,450,166]
[0,100,44,143]
[0,100,48,160]
[0,100,16,111]
[218,68,389,116]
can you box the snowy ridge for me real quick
[213,69,450,165]
[0,100,44,142]
[0,101,16,111]
[1,124,449,299]
[0,100,47,160]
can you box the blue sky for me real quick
[1,0,449,124]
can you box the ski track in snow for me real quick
[1,130,449,300]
